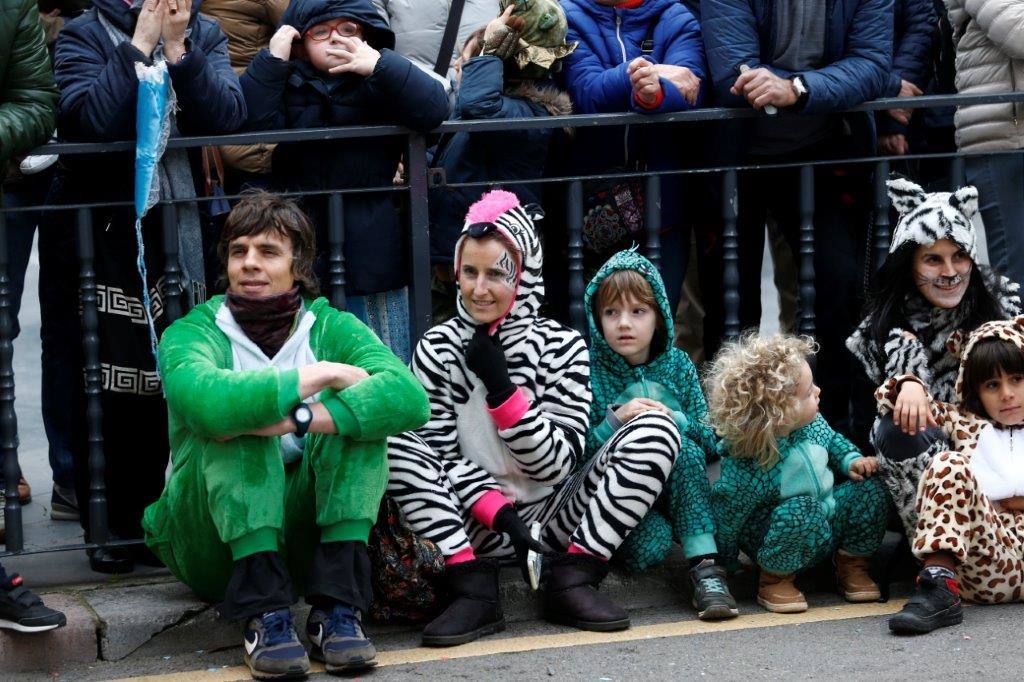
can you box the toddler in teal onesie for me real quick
[583,248,737,621]
[706,333,888,614]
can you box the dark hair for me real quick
[861,241,1007,369]
[961,337,1024,418]
[216,190,320,296]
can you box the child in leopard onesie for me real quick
[880,317,1024,634]
[707,334,888,613]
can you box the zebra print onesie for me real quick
[387,192,680,559]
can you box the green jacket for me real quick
[711,414,862,567]
[0,0,57,175]
[158,295,430,455]
[583,248,716,459]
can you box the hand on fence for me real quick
[614,398,671,424]
[269,25,301,61]
[892,380,938,435]
[131,0,165,56]
[887,79,923,125]
[327,36,381,77]
[161,0,191,61]
[653,64,700,106]
[628,57,661,106]
[848,456,879,481]
[878,133,909,156]
[730,67,798,110]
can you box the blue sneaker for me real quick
[243,609,310,680]
[307,603,377,672]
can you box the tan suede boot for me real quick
[757,572,808,613]
[836,551,881,602]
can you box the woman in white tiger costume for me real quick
[387,190,679,647]
[847,177,1020,536]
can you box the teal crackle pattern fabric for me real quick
[711,415,888,574]
[583,249,717,568]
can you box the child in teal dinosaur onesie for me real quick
[706,333,887,614]
[584,248,737,621]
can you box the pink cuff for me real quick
[471,490,512,529]
[487,386,530,430]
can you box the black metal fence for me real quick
[2,91,1023,557]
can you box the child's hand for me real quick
[327,36,381,77]
[482,5,524,59]
[893,380,938,435]
[628,57,661,105]
[652,64,701,105]
[848,456,878,481]
[615,398,671,423]
[269,25,300,61]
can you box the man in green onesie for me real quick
[142,191,430,679]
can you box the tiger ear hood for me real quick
[886,175,978,260]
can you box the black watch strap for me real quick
[290,403,312,438]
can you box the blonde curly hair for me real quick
[704,333,818,469]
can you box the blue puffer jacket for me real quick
[876,0,937,137]
[241,0,448,295]
[561,0,706,115]
[701,0,893,115]
[428,56,571,263]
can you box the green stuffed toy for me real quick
[491,0,577,78]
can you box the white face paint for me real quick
[913,239,973,310]
[496,250,519,291]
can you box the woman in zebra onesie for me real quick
[846,177,1020,536]
[387,190,679,646]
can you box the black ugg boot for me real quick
[421,559,505,647]
[543,552,629,632]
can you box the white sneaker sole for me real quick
[0,618,62,633]
[756,596,808,613]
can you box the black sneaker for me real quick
[243,608,310,680]
[689,559,739,620]
[0,574,67,633]
[888,566,963,635]
[307,603,377,672]
[50,485,79,521]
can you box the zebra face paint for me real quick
[913,238,972,309]
[458,237,518,325]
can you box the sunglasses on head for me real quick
[306,20,361,42]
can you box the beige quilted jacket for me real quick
[947,0,1024,151]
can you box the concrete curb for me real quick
[0,593,98,674]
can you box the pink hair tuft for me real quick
[465,190,521,225]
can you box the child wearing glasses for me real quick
[240,0,448,360]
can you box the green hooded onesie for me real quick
[142,296,430,602]
[583,249,718,571]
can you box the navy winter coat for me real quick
[428,56,571,263]
[561,0,707,115]
[54,0,246,205]
[241,0,448,296]
[876,0,937,137]
[701,0,893,115]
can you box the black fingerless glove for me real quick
[465,324,514,405]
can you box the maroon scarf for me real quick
[225,286,302,358]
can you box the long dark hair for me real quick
[862,242,1007,366]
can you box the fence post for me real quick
[797,166,816,338]
[77,208,108,545]
[722,170,740,339]
[327,192,347,311]
[873,160,891,271]
[567,180,585,337]
[0,210,21,552]
[950,155,966,188]
[161,203,183,323]
[644,174,662,273]
[407,133,432,343]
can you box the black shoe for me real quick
[307,603,376,671]
[0,574,66,632]
[50,485,79,521]
[888,566,963,635]
[543,552,630,632]
[689,559,739,621]
[421,558,505,647]
[88,545,135,574]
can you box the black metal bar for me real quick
[722,170,740,339]
[644,174,662,273]
[0,211,22,552]
[161,203,183,323]
[797,166,816,338]
[407,133,432,343]
[950,155,966,187]
[77,208,108,545]
[327,192,347,311]
[873,160,891,271]
[568,181,585,336]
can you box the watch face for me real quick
[296,405,313,422]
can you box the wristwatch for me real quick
[290,403,313,438]
[790,75,809,109]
